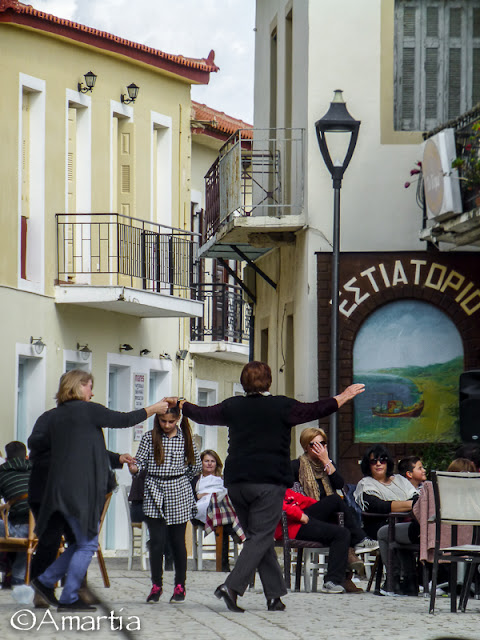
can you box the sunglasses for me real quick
[309,441,327,448]
[369,455,388,465]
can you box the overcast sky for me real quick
[33,0,255,123]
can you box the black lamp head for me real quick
[315,90,361,188]
[78,71,97,94]
[121,83,140,104]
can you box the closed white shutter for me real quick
[395,0,480,131]
[67,107,76,213]
[118,121,136,217]
[21,92,30,219]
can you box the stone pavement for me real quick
[0,558,477,640]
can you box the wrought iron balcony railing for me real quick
[56,213,199,295]
[190,282,251,344]
[204,128,304,245]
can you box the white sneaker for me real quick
[355,538,379,552]
[12,585,34,605]
[321,581,345,594]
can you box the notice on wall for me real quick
[133,373,145,441]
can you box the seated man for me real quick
[0,441,32,586]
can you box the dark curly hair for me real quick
[360,444,395,478]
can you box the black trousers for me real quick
[311,494,366,547]
[29,505,74,580]
[225,483,287,599]
[298,502,351,585]
[144,517,187,588]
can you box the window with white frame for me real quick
[18,74,45,293]
[394,0,480,131]
[193,381,218,453]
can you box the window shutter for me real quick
[447,48,462,119]
[473,9,480,104]
[67,107,76,213]
[395,0,480,131]
[425,48,438,122]
[21,92,30,219]
[117,122,136,217]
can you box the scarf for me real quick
[353,474,418,511]
[298,453,334,501]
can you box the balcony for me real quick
[420,106,480,247]
[200,128,305,261]
[189,283,250,363]
[55,213,203,318]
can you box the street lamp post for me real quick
[315,90,360,464]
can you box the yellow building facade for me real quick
[0,1,250,553]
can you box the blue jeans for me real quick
[0,521,29,585]
[37,516,98,604]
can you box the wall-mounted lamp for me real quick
[176,349,188,361]
[121,83,140,104]
[119,343,133,352]
[77,343,92,361]
[78,71,97,93]
[30,336,46,355]
[140,348,151,357]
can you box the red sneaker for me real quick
[146,584,162,604]
[169,584,185,604]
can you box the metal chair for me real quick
[429,471,480,614]
[274,510,343,592]
[362,511,427,596]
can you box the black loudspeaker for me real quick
[459,370,480,442]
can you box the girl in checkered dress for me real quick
[128,405,200,604]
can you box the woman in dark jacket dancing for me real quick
[28,369,167,611]
[168,361,364,613]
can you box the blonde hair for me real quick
[201,449,223,476]
[299,427,328,452]
[447,458,477,473]
[56,370,94,405]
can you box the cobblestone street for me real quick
[0,559,477,640]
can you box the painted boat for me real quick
[371,398,424,418]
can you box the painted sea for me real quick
[353,356,462,443]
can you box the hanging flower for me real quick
[404,161,422,188]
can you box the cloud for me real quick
[32,0,254,121]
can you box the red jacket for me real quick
[274,489,317,540]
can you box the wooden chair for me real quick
[0,493,37,584]
[191,521,239,572]
[274,510,344,592]
[120,485,148,571]
[429,471,480,614]
[96,492,113,587]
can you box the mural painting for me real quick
[353,300,463,443]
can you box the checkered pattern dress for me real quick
[135,429,201,525]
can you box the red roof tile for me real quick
[0,0,219,84]
[191,101,253,139]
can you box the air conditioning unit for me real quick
[422,128,463,221]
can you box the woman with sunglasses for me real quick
[291,428,377,591]
[354,445,419,595]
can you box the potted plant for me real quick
[451,121,480,209]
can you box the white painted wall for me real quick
[253,0,425,406]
